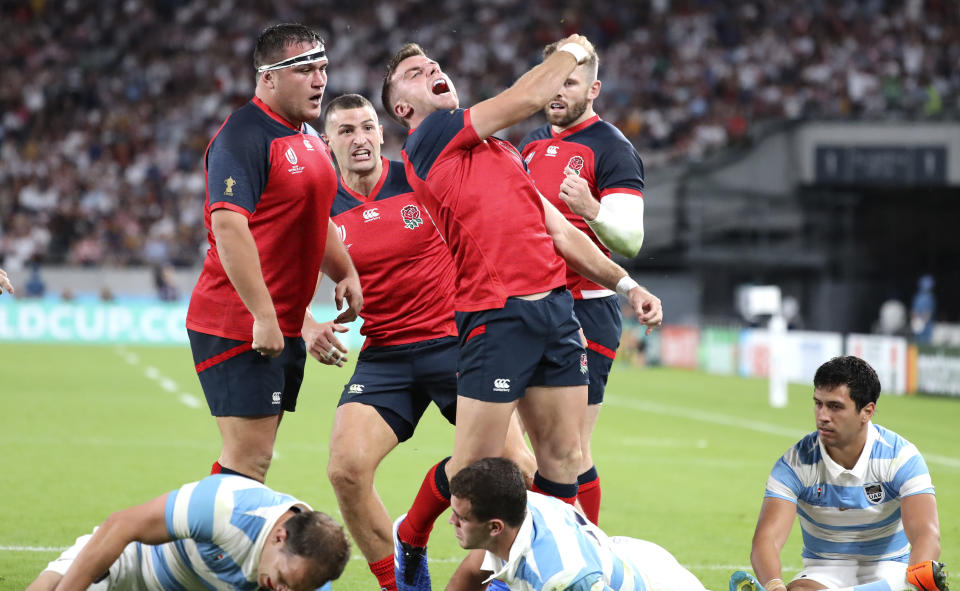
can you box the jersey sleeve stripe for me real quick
[768,457,803,493]
[170,481,199,539]
[599,188,643,198]
[208,201,253,217]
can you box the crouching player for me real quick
[730,356,948,591]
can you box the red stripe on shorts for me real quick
[586,339,617,360]
[195,342,252,373]
[464,325,486,342]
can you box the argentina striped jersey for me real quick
[765,422,934,563]
[139,474,307,590]
[481,492,647,591]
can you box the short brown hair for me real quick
[323,93,376,130]
[254,23,324,71]
[283,511,351,588]
[449,458,527,528]
[381,43,427,127]
[543,41,599,83]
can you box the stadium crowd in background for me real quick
[1,0,957,270]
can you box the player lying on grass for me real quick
[26,473,350,591]
[444,457,707,591]
[730,356,948,591]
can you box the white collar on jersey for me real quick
[819,420,878,480]
[481,499,536,584]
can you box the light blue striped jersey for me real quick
[138,474,308,590]
[765,422,934,563]
[481,492,647,591]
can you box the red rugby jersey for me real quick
[402,108,566,312]
[331,158,457,348]
[187,97,337,340]
[518,115,645,298]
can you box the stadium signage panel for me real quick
[914,346,960,398]
[0,301,364,346]
[0,301,188,344]
[845,334,908,394]
[814,145,947,186]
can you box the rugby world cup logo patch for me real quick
[580,353,589,374]
[567,155,584,176]
[401,204,423,229]
[864,483,884,504]
[285,147,298,165]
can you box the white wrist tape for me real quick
[558,42,589,65]
[616,275,640,297]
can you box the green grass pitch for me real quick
[0,343,957,590]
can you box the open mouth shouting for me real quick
[432,78,451,95]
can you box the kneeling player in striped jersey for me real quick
[26,474,350,591]
[445,457,707,591]
[731,356,947,591]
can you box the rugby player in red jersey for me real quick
[518,41,647,525]
[381,34,662,591]
[186,24,361,483]
[313,94,536,591]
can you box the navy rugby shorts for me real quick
[338,336,458,442]
[574,295,622,405]
[455,287,588,403]
[188,329,306,416]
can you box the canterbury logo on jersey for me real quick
[493,378,510,392]
[349,384,365,393]
[362,208,380,221]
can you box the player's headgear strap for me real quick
[257,42,326,72]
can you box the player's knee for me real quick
[327,455,374,494]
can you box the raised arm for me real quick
[469,35,593,140]
[749,497,798,591]
[541,195,662,332]
[212,208,283,356]
[54,494,171,591]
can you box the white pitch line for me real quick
[606,396,960,470]
[117,350,201,410]
[0,545,66,552]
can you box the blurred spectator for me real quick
[23,262,46,298]
[153,263,180,302]
[911,274,936,343]
[0,1,957,267]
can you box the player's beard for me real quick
[547,95,589,127]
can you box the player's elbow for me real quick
[611,229,644,258]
